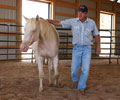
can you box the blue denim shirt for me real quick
[61,18,99,45]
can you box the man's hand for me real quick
[95,35,101,55]
[47,19,61,26]
[96,45,101,55]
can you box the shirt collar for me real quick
[76,17,88,23]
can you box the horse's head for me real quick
[20,15,40,52]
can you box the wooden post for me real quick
[113,2,117,55]
[76,0,80,17]
[17,0,22,61]
[96,0,100,29]
[52,0,56,19]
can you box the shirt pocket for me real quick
[72,26,80,42]
[72,26,79,32]
[85,28,92,43]
[85,29,91,34]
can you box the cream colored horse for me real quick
[20,15,59,92]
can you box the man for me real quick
[48,5,101,95]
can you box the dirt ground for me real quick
[0,61,120,100]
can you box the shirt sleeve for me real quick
[60,19,73,28]
[93,21,99,36]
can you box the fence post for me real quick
[7,24,10,60]
[109,30,112,64]
[66,32,69,59]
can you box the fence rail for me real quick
[0,24,120,64]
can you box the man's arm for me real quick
[47,19,62,26]
[95,34,101,55]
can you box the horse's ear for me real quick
[23,16,29,21]
[36,15,39,21]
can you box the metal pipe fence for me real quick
[0,24,120,64]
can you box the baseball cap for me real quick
[78,5,88,12]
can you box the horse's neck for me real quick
[38,19,53,39]
[37,19,59,50]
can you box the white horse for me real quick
[20,15,59,92]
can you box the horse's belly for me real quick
[32,42,58,58]
[39,49,57,57]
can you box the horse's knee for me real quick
[40,74,44,79]
[39,71,44,78]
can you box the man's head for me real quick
[78,5,88,22]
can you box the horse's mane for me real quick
[37,18,58,42]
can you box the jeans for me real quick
[71,44,92,90]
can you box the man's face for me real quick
[78,11,88,20]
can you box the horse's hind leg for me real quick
[48,58,52,85]
[53,54,59,86]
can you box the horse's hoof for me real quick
[39,87,44,92]
[54,80,59,86]
[54,82,64,88]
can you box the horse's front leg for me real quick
[36,56,44,92]
[53,54,59,86]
